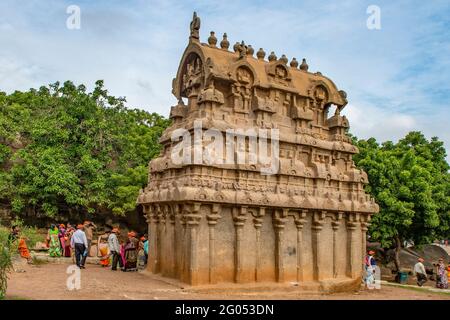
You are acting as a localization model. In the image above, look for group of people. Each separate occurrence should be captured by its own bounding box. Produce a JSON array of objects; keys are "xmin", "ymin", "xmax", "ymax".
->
[
  {"xmin": 106, "ymin": 228, "xmax": 148, "ymax": 272},
  {"xmin": 364, "ymin": 250, "xmax": 450, "ymax": 289},
  {"xmin": 46, "ymin": 221, "xmax": 96, "ymax": 258},
  {"xmin": 64, "ymin": 223, "xmax": 148, "ymax": 271},
  {"xmin": 414, "ymin": 257, "xmax": 449, "ymax": 289}
]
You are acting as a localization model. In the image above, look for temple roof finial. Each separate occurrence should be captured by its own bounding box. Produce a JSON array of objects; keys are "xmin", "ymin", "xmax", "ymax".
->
[
  {"xmin": 279, "ymin": 54, "xmax": 288, "ymax": 64},
  {"xmin": 290, "ymin": 57, "xmax": 299, "ymax": 68},
  {"xmin": 189, "ymin": 11, "xmax": 201, "ymax": 42},
  {"xmin": 208, "ymin": 31, "xmax": 217, "ymax": 47},
  {"xmin": 220, "ymin": 33, "xmax": 230, "ymax": 50},
  {"xmin": 268, "ymin": 51, "xmax": 277, "ymax": 62},
  {"xmin": 238, "ymin": 41, "xmax": 248, "ymax": 59},
  {"xmin": 256, "ymin": 48, "xmax": 266, "ymax": 60},
  {"xmin": 300, "ymin": 58, "xmax": 309, "ymax": 71}
]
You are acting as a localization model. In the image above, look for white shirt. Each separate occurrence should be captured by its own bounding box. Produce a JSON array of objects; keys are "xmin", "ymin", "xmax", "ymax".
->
[
  {"xmin": 414, "ymin": 262, "xmax": 426, "ymax": 275},
  {"xmin": 71, "ymin": 229, "xmax": 88, "ymax": 247},
  {"xmin": 108, "ymin": 233, "xmax": 120, "ymax": 253}
]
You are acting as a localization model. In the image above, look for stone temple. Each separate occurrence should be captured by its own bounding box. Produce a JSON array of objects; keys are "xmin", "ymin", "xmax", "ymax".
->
[{"xmin": 137, "ymin": 12, "xmax": 379, "ymax": 291}]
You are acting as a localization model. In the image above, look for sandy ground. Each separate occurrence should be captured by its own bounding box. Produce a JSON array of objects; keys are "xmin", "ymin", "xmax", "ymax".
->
[{"xmin": 6, "ymin": 263, "xmax": 450, "ymax": 300}]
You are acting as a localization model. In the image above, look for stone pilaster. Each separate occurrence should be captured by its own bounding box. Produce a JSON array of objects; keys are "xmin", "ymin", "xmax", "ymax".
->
[
  {"xmin": 144, "ymin": 205, "xmax": 156, "ymax": 273},
  {"xmin": 332, "ymin": 212, "xmax": 343, "ymax": 278},
  {"xmin": 169, "ymin": 204, "xmax": 178, "ymax": 277},
  {"xmin": 252, "ymin": 207, "xmax": 265, "ymax": 282},
  {"xmin": 360, "ymin": 214, "xmax": 371, "ymax": 276},
  {"xmin": 186, "ymin": 202, "xmax": 202, "ymax": 285},
  {"xmin": 233, "ymin": 206, "xmax": 247, "ymax": 283},
  {"xmin": 294, "ymin": 210, "xmax": 307, "ymax": 282},
  {"xmin": 179, "ymin": 205, "xmax": 188, "ymax": 281},
  {"xmin": 207, "ymin": 204, "xmax": 221, "ymax": 284},
  {"xmin": 158, "ymin": 205, "xmax": 167, "ymax": 273},
  {"xmin": 312, "ymin": 210, "xmax": 326, "ymax": 281},
  {"xmin": 147, "ymin": 206, "xmax": 158, "ymax": 273},
  {"xmin": 346, "ymin": 212, "xmax": 360, "ymax": 279},
  {"xmin": 273, "ymin": 209, "xmax": 288, "ymax": 282}
]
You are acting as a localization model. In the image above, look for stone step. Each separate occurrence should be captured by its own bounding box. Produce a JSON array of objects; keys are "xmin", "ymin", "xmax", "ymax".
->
[{"xmin": 31, "ymin": 252, "xmax": 101, "ymax": 265}]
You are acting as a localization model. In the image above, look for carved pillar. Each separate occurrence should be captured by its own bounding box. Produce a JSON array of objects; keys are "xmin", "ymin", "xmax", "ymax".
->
[
  {"xmin": 312, "ymin": 210, "xmax": 326, "ymax": 281},
  {"xmin": 207, "ymin": 204, "xmax": 221, "ymax": 284},
  {"xmin": 252, "ymin": 207, "xmax": 265, "ymax": 282},
  {"xmin": 233, "ymin": 206, "xmax": 247, "ymax": 283},
  {"xmin": 332, "ymin": 212, "xmax": 343, "ymax": 278},
  {"xmin": 294, "ymin": 210, "xmax": 307, "ymax": 282},
  {"xmin": 360, "ymin": 214, "xmax": 371, "ymax": 277},
  {"xmin": 147, "ymin": 206, "xmax": 158, "ymax": 273},
  {"xmin": 179, "ymin": 205, "xmax": 188, "ymax": 281},
  {"xmin": 273, "ymin": 209, "xmax": 288, "ymax": 282},
  {"xmin": 153, "ymin": 205, "xmax": 162, "ymax": 274},
  {"xmin": 170, "ymin": 204, "xmax": 178, "ymax": 277},
  {"xmin": 346, "ymin": 212, "xmax": 360, "ymax": 279},
  {"xmin": 186, "ymin": 203, "xmax": 202, "ymax": 285},
  {"xmin": 144, "ymin": 205, "xmax": 156, "ymax": 273},
  {"xmin": 158, "ymin": 205, "xmax": 167, "ymax": 273}
]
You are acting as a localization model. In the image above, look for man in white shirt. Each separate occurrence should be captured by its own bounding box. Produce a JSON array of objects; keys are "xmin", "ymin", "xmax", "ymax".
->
[
  {"xmin": 414, "ymin": 257, "xmax": 427, "ymax": 287},
  {"xmin": 71, "ymin": 224, "xmax": 88, "ymax": 269}
]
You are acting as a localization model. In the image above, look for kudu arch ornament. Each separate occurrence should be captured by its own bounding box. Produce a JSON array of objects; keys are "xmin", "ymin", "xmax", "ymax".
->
[{"xmin": 137, "ymin": 12, "xmax": 378, "ymax": 291}]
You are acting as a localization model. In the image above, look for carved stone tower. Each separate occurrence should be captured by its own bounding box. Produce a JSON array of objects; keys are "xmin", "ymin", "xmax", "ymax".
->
[{"xmin": 137, "ymin": 12, "xmax": 378, "ymax": 291}]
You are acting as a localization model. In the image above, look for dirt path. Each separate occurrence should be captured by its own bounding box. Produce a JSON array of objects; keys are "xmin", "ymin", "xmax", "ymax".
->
[{"xmin": 6, "ymin": 263, "xmax": 449, "ymax": 300}]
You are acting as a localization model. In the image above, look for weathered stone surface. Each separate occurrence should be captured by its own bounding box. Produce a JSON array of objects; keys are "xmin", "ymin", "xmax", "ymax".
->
[{"xmin": 137, "ymin": 13, "xmax": 378, "ymax": 289}]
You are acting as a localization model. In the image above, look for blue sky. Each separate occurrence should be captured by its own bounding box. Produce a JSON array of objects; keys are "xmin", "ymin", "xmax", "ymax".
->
[{"xmin": 0, "ymin": 0, "xmax": 449, "ymax": 160}]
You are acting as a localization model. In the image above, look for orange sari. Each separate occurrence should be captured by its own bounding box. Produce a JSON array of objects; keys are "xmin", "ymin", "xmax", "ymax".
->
[
  {"xmin": 18, "ymin": 238, "xmax": 31, "ymax": 259},
  {"xmin": 99, "ymin": 245, "xmax": 109, "ymax": 267}
]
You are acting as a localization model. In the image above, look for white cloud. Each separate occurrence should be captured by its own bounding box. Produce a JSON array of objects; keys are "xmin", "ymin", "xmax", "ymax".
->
[
  {"xmin": 343, "ymin": 103, "xmax": 417, "ymax": 142},
  {"xmin": 0, "ymin": 0, "xmax": 448, "ymax": 161}
]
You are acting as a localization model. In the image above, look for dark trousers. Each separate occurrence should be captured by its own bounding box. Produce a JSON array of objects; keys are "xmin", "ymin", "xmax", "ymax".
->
[
  {"xmin": 74, "ymin": 243, "xmax": 87, "ymax": 267},
  {"xmin": 417, "ymin": 273, "xmax": 427, "ymax": 286},
  {"xmin": 111, "ymin": 251, "xmax": 123, "ymax": 270}
]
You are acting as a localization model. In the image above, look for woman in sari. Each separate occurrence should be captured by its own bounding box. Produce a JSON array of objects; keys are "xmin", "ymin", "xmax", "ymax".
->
[
  {"xmin": 124, "ymin": 231, "xmax": 139, "ymax": 272},
  {"xmin": 64, "ymin": 223, "xmax": 75, "ymax": 257},
  {"xmin": 58, "ymin": 224, "xmax": 66, "ymax": 254},
  {"xmin": 48, "ymin": 225, "xmax": 61, "ymax": 257},
  {"xmin": 18, "ymin": 237, "xmax": 32, "ymax": 263},
  {"xmin": 120, "ymin": 238, "xmax": 126, "ymax": 268},
  {"xmin": 15, "ymin": 227, "xmax": 32, "ymax": 263},
  {"xmin": 436, "ymin": 258, "xmax": 449, "ymax": 289}
]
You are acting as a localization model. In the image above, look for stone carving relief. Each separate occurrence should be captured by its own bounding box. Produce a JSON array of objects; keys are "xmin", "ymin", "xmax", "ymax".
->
[
  {"xmin": 181, "ymin": 54, "xmax": 204, "ymax": 98},
  {"xmin": 232, "ymin": 66, "xmax": 254, "ymax": 114}
]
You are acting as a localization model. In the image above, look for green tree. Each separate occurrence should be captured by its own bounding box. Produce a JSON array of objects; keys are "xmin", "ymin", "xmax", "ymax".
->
[
  {"xmin": 354, "ymin": 132, "xmax": 450, "ymax": 270},
  {"xmin": 0, "ymin": 81, "xmax": 169, "ymax": 220}
]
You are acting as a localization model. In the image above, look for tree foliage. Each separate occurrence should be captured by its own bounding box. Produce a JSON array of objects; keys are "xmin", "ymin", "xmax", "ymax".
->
[
  {"xmin": 354, "ymin": 132, "xmax": 450, "ymax": 253},
  {"xmin": 0, "ymin": 81, "xmax": 169, "ymax": 218}
]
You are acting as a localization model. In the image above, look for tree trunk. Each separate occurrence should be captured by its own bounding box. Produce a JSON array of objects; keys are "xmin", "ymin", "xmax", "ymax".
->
[{"xmin": 393, "ymin": 235, "xmax": 402, "ymax": 272}]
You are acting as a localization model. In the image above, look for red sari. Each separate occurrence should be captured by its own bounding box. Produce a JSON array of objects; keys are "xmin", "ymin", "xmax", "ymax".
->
[{"xmin": 64, "ymin": 228, "xmax": 74, "ymax": 257}]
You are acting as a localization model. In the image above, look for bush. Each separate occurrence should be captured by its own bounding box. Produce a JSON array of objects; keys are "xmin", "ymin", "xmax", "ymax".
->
[
  {"xmin": 0, "ymin": 219, "xmax": 45, "ymax": 299},
  {"xmin": 0, "ymin": 226, "xmax": 14, "ymax": 300},
  {"xmin": 11, "ymin": 218, "xmax": 45, "ymax": 249}
]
